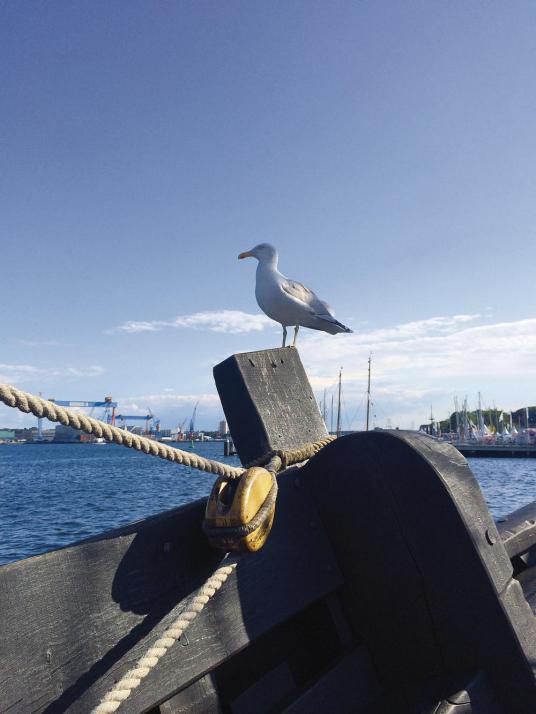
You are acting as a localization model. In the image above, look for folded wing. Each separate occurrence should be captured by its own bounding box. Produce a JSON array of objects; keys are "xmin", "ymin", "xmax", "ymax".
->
[{"xmin": 281, "ymin": 279, "xmax": 352, "ymax": 334}]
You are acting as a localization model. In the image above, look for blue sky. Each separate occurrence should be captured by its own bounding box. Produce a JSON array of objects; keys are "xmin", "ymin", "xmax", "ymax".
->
[{"xmin": 2, "ymin": 1, "xmax": 535, "ymax": 431}]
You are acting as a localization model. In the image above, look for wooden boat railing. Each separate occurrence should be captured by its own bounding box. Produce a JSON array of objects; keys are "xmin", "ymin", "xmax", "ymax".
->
[{"xmin": 1, "ymin": 348, "xmax": 535, "ymax": 713}]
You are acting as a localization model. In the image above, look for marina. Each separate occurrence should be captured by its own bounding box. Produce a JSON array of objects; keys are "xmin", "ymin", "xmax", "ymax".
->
[{"xmin": 453, "ymin": 443, "xmax": 536, "ymax": 458}]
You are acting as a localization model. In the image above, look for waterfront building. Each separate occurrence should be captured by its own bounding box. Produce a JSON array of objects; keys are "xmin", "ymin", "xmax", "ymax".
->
[
  {"xmin": 14, "ymin": 427, "xmax": 38, "ymax": 441},
  {"xmin": 54, "ymin": 425, "xmax": 82, "ymax": 442}
]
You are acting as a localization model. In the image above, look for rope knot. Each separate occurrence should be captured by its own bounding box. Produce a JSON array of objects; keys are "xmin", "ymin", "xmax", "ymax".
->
[{"xmin": 202, "ymin": 466, "xmax": 277, "ymax": 553}]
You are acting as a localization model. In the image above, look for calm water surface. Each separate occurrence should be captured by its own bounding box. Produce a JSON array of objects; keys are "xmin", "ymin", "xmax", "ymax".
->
[
  {"xmin": 0, "ymin": 443, "xmax": 535, "ymax": 565},
  {"xmin": 0, "ymin": 442, "xmax": 238, "ymax": 565}
]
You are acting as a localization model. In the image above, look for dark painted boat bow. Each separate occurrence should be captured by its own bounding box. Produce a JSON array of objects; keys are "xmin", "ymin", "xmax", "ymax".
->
[{"xmin": 1, "ymin": 348, "xmax": 535, "ymax": 713}]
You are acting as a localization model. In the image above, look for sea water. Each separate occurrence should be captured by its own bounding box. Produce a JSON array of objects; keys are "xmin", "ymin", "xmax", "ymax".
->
[{"xmin": 0, "ymin": 442, "xmax": 535, "ymax": 566}]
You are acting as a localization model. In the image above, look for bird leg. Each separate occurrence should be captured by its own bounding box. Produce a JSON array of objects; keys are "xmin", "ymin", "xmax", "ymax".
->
[
  {"xmin": 282, "ymin": 325, "xmax": 287, "ymax": 348},
  {"xmin": 292, "ymin": 325, "xmax": 300, "ymax": 346}
]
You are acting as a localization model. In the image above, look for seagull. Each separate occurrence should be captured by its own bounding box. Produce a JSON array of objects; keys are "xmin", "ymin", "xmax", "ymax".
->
[{"xmin": 238, "ymin": 243, "xmax": 352, "ymax": 347}]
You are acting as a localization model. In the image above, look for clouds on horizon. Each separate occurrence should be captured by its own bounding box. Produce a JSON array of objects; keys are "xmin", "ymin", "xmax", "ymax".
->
[
  {"xmin": 0, "ymin": 363, "xmax": 104, "ymax": 384},
  {"xmin": 109, "ymin": 312, "xmax": 536, "ymax": 429},
  {"xmin": 112, "ymin": 310, "xmax": 273, "ymax": 335},
  {"xmin": 300, "ymin": 314, "xmax": 536, "ymax": 382},
  {"xmin": 3, "ymin": 313, "xmax": 535, "ymax": 430},
  {"xmin": 299, "ymin": 313, "xmax": 536, "ymax": 428}
]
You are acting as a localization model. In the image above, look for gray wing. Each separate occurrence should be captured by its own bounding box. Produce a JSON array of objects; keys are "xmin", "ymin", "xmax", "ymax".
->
[{"xmin": 281, "ymin": 278, "xmax": 335, "ymax": 317}]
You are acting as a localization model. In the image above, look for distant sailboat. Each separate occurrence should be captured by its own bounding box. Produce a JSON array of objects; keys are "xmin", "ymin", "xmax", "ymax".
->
[
  {"xmin": 365, "ymin": 354, "xmax": 372, "ymax": 432},
  {"xmin": 336, "ymin": 368, "xmax": 342, "ymax": 438}
]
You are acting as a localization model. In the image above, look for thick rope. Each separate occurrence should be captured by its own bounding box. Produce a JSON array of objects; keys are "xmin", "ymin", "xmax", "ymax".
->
[
  {"xmin": 0, "ymin": 383, "xmax": 335, "ymax": 478},
  {"xmin": 246, "ymin": 436, "xmax": 336, "ymax": 472},
  {"xmin": 91, "ymin": 558, "xmax": 238, "ymax": 714},
  {"xmin": 0, "ymin": 384, "xmax": 243, "ymax": 479},
  {"xmin": 0, "ymin": 383, "xmax": 338, "ymax": 713}
]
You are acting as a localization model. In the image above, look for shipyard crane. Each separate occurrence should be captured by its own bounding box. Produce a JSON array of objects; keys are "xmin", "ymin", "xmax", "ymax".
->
[
  {"xmin": 49, "ymin": 397, "xmax": 117, "ymax": 423},
  {"xmin": 38, "ymin": 396, "xmax": 118, "ymax": 439},
  {"xmin": 188, "ymin": 400, "xmax": 200, "ymax": 438},
  {"xmin": 175, "ymin": 417, "xmax": 187, "ymax": 441},
  {"xmin": 147, "ymin": 408, "xmax": 160, "ymax": 435},
  {"xmin": 115, "ymin": 414, "xmax": 152, "ymax": 433}
]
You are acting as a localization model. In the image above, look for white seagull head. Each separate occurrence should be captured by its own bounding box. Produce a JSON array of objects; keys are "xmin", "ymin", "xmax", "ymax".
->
[{"xmin": 238, "ymin": 243, "xmax": 278, "ymax": 266}]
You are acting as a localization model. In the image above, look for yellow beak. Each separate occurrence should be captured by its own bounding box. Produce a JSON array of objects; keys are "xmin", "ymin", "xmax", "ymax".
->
[{"xmin": 238, "ymin": 251, "xmax": 254, "ymax": 260}]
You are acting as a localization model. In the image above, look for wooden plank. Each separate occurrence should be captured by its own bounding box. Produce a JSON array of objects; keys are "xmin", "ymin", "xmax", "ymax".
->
[
  {"xmin": 213, "ymin": 348, "xmax": 327, "ymax": 464},
  {"xmin": 230, "ymin": 662, "xmax": 295, "ymax": 714},
  {"xmin": 281, "ymin": 648, "xmax": 380, "ymax": 714},
  {"xmin": 518, "ymin": 566, "xmax": 536, "ymax": 615},
  {"xmin": 497, "ymin": 501, "xmax": 536, "ymax": 559},
  {"xmin": 0, "ymin": 473, "xmax": 342, "ymax": 713},
  {"xmin": 160, "ymin": 674, "xmax": 221, "ymax": 714},
  {"xmin": 203, "ymin": 594, "xmax": 351, "ymax": 712}
]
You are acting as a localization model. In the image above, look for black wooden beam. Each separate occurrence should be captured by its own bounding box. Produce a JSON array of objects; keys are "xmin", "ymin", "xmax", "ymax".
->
[
  {"xmin": 214, "ymin": 347, "xmax": 327, "ymax": 464},
  {"xmin": 302, "ymin": 431, "xmax": 536, "ymax": 712}
]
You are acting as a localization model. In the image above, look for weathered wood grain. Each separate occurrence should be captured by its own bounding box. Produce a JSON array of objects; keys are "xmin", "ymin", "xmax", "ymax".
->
[
  {"xmin": 281, "ymin": 648, "xmax": 380, "ymax": 714},
  {"xmin": 497, "ymin": 501, "xmax": 536, "ymax": 559},
  {"xmin": 302, "ymin": 431, "xmax": 536, "ymax": 712},
  {"xmin": 0, "ymin": 473, "xmax": 342, "ymax": 713},
  {"xmin": 159, "ymin": 673, "xmax": 221, "ymax": 713},
  {"xmin": 214, "ymin": 348, "xmax": 327, "ymax": 464},
  {"xmin": 230, "ymin": 662, "xmax": 295, "ymax": 714}
]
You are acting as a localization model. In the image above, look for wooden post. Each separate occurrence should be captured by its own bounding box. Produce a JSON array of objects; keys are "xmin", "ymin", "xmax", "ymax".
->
[{"xmin": 214, "ymin": 347, "xmax": 327, "ymax": 464}]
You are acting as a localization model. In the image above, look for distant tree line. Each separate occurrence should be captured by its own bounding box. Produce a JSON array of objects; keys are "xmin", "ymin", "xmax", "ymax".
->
[{"xmin": 438, "ymin": 406, "xmax": 536, "ymax": 433}]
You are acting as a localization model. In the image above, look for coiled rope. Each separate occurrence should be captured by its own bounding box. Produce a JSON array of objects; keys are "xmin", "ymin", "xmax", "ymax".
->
[{"xmin": 0, "ymin": 382, "xmax": 336, "ymax": 712}]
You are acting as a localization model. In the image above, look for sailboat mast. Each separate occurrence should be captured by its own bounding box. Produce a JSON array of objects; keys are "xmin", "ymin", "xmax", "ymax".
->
[
  {"xmin": 330, "ymin": 394, "xmax": 334, "ymax": 434},
  {"xmin": 336, "ymin": 367, "xmax": 342, "ymax": 437},
  {"xmin": 365, "ymin": 354, "xmax": 371, "ymax": 432}
]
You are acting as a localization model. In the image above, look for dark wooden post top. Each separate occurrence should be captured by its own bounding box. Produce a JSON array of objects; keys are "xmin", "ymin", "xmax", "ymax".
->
[{"xmin": 213, "ymin": 347, "xmax": 328, "ymax": 464}]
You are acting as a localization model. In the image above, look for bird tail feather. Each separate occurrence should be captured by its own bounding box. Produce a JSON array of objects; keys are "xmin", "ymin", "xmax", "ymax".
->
[{"xmin": 314, "ymin": 314, "xmax": 353, "ymax": 335}]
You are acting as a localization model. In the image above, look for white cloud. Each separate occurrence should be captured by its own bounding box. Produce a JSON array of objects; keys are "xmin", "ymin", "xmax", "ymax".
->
[
  {"xmin": 65, "ymin": 366, "xmax": 104, "ymax": 378},
  {"xmin": 299, "ymin": 314, "xmax": 536, "ymax": 378},
  {"xmin": 116, "ymin": 321, "xmax": 167, "ymax": 333},
  {"xmin": 113, "ymin": 310, "xmax": 273, "ymax": 335},
  {"xmin": 298, "ymin": 314, "xmax": 536, "ymax": 429},
  {"xmin": 0, "ymin": 364, "xmax": 39, "ymax": 386},
  {"xmin": 17, "ymin": 339, "xmax": 62, "ymax": 348},
  {"xmin": 0, "ymin": 363, "xmax": 39, "ymax": 375},
  {"xmin": 174, "ymin": 310, "xmax": 272, "ymax": 333},
  {"xmin": 120, "ymin": 392, "xmax": 221, "ymax": 411},
  {"xmin": 105, "ymin": 312, "xmax": 536, "ymax": 430},
  {"xmin": 0, "ymin": 363, "xmax": 104, "ymax": 384},
  {"xmin": 116, "ymin": 392, "xmax": 223, "ymax": 428}
]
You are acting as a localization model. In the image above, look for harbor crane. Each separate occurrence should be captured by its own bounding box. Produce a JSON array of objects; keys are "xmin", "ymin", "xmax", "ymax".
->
[
  {"xmin": 174, "ymin": 418, "xmax": 187, "ymax": 441},
  {"xmin": 188, "ymin": 400, "xmax": 200, "ymax": 437},
  {"xmin": 115, "ymin": 414, "xmax": 152, "ymax": 434},
  {"xmin": 147, "ymin": 408, "xmax": 160, "ymax": 434},
  {"xmin": 38, "ymin": 396, "xmax": 117, "ymax": 440}
]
